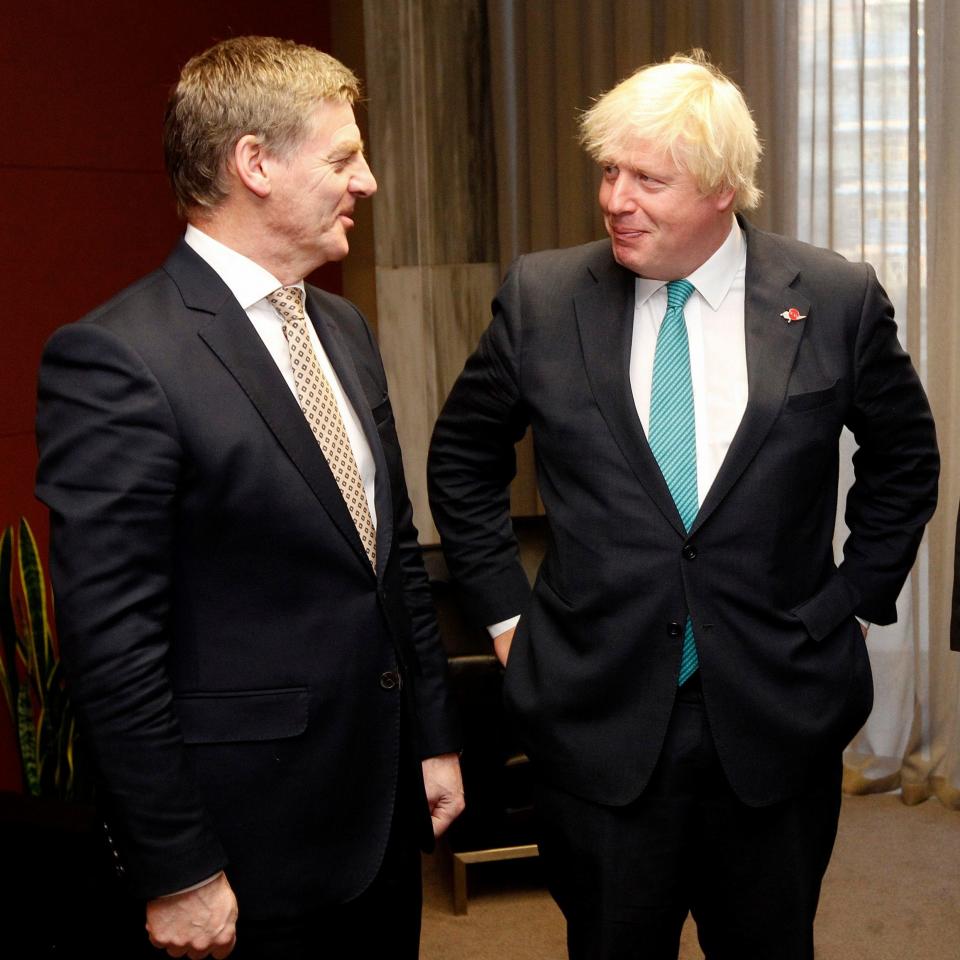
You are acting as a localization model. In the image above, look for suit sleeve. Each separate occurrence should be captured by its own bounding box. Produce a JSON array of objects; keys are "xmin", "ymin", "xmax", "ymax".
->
[
  {"xmin": 840, "ymin": 264, "xmax": 939, "ymax": 624},
  {"xmin": 427, "ymin": 259, "xmax": 533, "ymax": 627},
  {"xmin": 35, "ymin": 323, "xmax": 227, "ymax": 899}
]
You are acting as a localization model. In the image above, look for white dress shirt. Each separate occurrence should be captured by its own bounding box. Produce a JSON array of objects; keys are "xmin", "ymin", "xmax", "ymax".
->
[
  {"xmin": 184, "ymin": 224, "xmax": 377, "ymax": 528},
  {"xmin": 629, "ymin": 218, "xmax": 748, "ymax": 502},
  {"xmin": 488, "ymin": 219, "xmax": 748, "ymax": 639}
]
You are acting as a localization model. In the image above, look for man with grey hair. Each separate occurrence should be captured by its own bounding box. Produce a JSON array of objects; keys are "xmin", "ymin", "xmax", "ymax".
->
[
  {"xmin": 36, "ymin": 36, "xmax": 462, "ymax": 959},
  {"xmin": 428, "ymin": 51, "xmax": 937, "ymax": 958}
]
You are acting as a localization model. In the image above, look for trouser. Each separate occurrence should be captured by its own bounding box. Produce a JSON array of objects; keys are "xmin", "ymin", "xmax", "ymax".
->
[{"xmin": 535, "ymin": 674, "xmax": 843, "ymax": 960}]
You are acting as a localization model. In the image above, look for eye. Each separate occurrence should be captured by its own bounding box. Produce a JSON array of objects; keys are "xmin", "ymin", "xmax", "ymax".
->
[
  {"xmin": 325, "ymin": 151, "xmax": 358, "ymax": 173},
  {"xmin": 602, "ymin": 163, "xmax": 619, "ymax": 179}
]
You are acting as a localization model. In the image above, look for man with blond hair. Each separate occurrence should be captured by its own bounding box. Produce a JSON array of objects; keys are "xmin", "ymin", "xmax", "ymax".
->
[
  {"xmin": 428, "ymin": 51, "xmax": 937, "ymax": 958},
  {"xmin": 36, "ymin": 36, "xmax": 462, "ymax": 958}
]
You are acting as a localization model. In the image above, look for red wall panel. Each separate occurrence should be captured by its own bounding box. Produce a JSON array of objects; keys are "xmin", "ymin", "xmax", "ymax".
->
[{"xmin": 0, "ymin": 1, "xmax": 338, "ymax": 791}]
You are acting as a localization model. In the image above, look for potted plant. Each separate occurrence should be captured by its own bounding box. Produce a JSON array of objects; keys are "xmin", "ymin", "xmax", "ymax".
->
[
  {"xmin": 0, "ymin": 518, "xmax": 130, "ymax": 954},
  {"xmin": 0, "ymin": 517, "xmax": 88, "ymax": 803}
]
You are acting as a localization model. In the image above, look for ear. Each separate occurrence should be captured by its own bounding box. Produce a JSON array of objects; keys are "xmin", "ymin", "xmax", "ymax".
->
[
  {"xmin": 714, "ymin": 186, "xmax": 736, "ymax": 213},
  {"xmin": 233, "ymin": 134, "xmax": 272, "ymax": 199}
]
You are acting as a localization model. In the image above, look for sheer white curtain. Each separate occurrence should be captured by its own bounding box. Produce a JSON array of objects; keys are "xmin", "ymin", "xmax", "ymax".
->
[{"xmin": 795, "ymin": 0, "xmax": 959, "ymax": 807}]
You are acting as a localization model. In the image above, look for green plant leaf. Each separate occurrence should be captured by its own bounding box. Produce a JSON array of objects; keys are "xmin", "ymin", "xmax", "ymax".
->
[
  {"xmin": 16, "ymin": 684, "xmax": 39, "ymax": 795},
  {"xmin": 41, "ymin": 659, "xmax": 68, "ymax": 797},
  {"xmin": 18, "ymin": 519, "xmax": 52, "ymax": 710},
  {"xmin": 64, "ymin": 714, "xmax": 77, "ymax": 797},
  {"xmin": 2, "ymin": 515, "xmax": 90, "ymax": 803},
  {"xmin": 36, "ymin": 702, "xmax": 49, "ymax": 788}
]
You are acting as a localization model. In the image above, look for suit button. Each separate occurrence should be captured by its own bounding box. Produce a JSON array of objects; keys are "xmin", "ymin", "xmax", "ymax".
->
[
  {"xmin": 668, "ymin": 621, "xmax": 683, "ymax": 638},
  {"xmin": 379, "ymin": 670, "xmax": 401, "ymax": 690},
  {"xmin": 682, "ymin": 543, "xmax": 697, "ymax": 560}
]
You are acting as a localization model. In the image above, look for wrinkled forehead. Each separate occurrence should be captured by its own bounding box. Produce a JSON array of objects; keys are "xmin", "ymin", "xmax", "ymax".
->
[{"xmin": 303, "ymin": 97, "xmax": 357, "ymax": 131}]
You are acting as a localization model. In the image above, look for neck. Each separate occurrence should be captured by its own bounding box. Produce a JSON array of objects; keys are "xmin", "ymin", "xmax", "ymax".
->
[
  {"xmin": 680, "ymin": 214, "xmax": 736, "ymax": 279},
  {"xmin": 189, "ymin": 208, "xmax": 306, "ymax": 286}
]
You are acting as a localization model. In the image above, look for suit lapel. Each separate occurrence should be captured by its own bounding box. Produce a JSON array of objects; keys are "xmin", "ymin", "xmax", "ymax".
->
[
  {"xmin": 574, "ymin": 248, "xmax": 688, "ymax": 537},
  {"xmin": 164, "ymin": 242, "xmax": 376, "ymax": 577},
  {"xmin": 305, "ymin": 288, "xmax": 394, "ymax": 578},
  {"xmin": 690, "ymin": 220, "xmax": 808, "ymax": 534}
]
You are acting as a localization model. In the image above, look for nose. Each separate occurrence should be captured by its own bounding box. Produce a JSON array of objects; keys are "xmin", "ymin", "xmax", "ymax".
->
[
  {"xmin": 602, "ymin": 171, "xmax": 635, "ymax": 216},
  {"xmin": 351, "ymin": 153, "xmax": 377, "ymax": 198}
]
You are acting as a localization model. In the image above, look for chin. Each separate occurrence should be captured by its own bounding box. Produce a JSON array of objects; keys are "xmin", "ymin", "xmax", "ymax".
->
[
  {"xmin": 319, "ymin": 242, "xmax": 350, "ymax": 265},
  {"xmin": 612, "ymin": 249, "xmax": 647, "ymax": 276}
]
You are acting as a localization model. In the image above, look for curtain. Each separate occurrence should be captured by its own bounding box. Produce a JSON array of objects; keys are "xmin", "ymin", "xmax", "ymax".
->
[
  {"xmin": 917, "ymin": 0, "xmax": 959, "ymax": 807},
  {"xmin": 796, "ymin": 0, "xmax": 959, "ymax": 809}
]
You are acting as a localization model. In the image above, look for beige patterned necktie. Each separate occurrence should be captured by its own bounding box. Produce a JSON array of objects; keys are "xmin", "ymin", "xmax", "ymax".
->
[{"xmin": 267, "ymin": 286, "xmax": 377, "ymax": 570}]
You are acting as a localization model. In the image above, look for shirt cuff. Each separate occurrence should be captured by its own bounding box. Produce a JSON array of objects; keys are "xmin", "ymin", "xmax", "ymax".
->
[
  {"xmin": 157, "ymin": 871, "xmax": 223, "ymax": 899},
  {"xmin": 487, "ymin": 615, "xmax": 521, "ymax": 639}
]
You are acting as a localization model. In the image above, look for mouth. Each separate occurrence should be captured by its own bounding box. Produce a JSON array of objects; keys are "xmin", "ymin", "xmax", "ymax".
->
[
  {"xmin": 610, "ymin": 226, "xmax": 650, "ymax": 241},
  {"xmin": 338, "ymin": 213, "xmax": 355, "ymax": 229}
]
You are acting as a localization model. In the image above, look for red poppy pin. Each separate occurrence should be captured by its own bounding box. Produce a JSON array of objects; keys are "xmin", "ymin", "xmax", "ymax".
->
[{"xmin": 780, "ymin": 307, "xmax": 806, "ymax": 323}]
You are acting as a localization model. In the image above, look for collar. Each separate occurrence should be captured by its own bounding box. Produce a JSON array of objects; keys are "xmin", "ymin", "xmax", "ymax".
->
[
  {"xmin": 634, "ymin": 217, "xmax": 746, "ymax": 310},
  {"xmin": 184, "ymin": 224, "xmax": 304, "ymax": 309}
]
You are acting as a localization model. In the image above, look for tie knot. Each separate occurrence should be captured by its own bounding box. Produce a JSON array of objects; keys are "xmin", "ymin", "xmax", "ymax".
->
[
  {"xmin": 666, "ymin": 279, "xmax": 695, "ymax": 310},
  {"xmin": 267, "ymin": 286, "xmax": 306, "ymax": 324}
]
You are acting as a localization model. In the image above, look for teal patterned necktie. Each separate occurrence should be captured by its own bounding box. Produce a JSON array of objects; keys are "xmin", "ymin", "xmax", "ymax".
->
[{"xmin": 648, "ymin": 279, "xmax": 699, "ymax": 685}]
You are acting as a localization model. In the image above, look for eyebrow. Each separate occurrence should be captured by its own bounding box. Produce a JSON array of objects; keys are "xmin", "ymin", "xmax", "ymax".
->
[
  {"xmin": 328, "ymin": 138, "xmax": 365, "ymax": 160},
  {"xmin": 623, "ymin": 161, "xmax": 674, "ymax": 182}
]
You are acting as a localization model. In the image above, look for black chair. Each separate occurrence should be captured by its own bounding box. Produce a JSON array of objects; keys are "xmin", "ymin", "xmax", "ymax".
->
[{"xmin": 424, "ymin": 540, "xmax": 541, "ymax": 914}]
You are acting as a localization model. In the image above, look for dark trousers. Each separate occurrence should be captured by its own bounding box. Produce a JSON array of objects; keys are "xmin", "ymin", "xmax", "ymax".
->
[{"xmin": 535, "ymin": 675, "xmax": 843, "ymax": 960}]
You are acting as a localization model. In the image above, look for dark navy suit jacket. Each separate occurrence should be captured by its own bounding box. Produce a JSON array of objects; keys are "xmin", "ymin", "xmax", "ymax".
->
[{"xmin": 36, "ymin": 241, "xmax": 459, "ymax": 917}]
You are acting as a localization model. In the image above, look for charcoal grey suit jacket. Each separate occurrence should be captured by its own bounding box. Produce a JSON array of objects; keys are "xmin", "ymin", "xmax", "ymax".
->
[{"xmin": 428, "ymin": 216, "xmax": 938, "ymax": 807}]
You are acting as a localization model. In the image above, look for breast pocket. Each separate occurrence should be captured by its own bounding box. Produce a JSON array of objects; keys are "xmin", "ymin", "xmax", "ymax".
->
[{"xmin": 783, "ymin": 382, "xmax": 838, "ymax": 414}]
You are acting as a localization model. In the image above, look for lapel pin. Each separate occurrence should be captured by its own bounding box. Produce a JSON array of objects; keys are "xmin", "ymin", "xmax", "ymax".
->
[{"xmin": 780, "ymin": 307, "xmax": 806, "ymax": 323}]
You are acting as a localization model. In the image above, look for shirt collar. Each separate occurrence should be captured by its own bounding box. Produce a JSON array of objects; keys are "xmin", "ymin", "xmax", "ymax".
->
[
  {"xmin": 184, "ymin": 224, "xmax": 304, "ymax": 310},
  {"xmin": 633, "ymin": 217, "xmax": 746, "ymax": 311}
]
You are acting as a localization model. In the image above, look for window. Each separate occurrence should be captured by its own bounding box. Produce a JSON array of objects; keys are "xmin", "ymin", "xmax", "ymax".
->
[{"xmin": 797, "ymin": 0, "xmax": 925, "ymax": 337}]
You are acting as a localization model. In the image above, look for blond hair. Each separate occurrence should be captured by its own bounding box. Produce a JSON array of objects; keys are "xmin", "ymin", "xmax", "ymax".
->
[
  {"xmin": 163, "ymin": 36, "xmax": 360, "ymax": 217},
  {"xmin": 580, "ymin": 50, "xmax": 762, "ymax": 211}
]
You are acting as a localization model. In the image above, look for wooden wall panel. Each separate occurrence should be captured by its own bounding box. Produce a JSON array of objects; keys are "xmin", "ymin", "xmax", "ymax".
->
[{"xmin": 364, "ymin": 0, "xmax": 502, "ymax": 541}]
